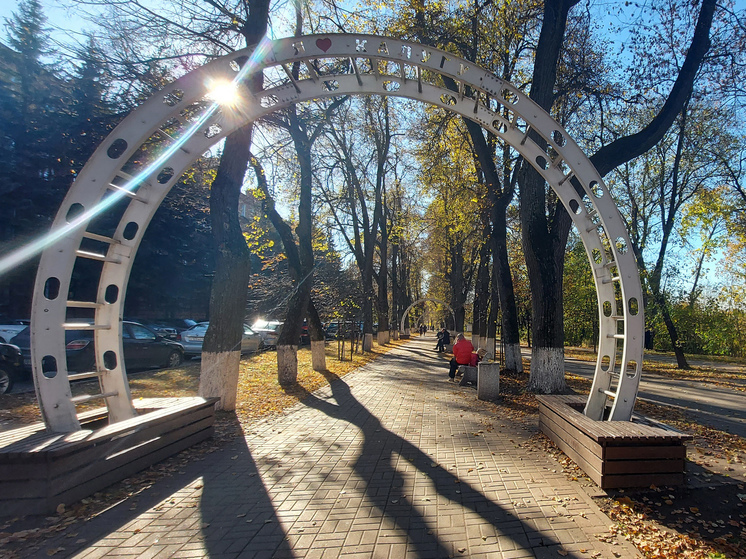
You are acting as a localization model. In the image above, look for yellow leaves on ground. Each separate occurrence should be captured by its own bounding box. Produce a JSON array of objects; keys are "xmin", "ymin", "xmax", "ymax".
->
[
  {"xmin": 233, "ymin": 340, "xmax": 407, "ymax": 423},
  {"xmin": 0, "ymin": 339, "xmax": 408, "ymax": 429}
]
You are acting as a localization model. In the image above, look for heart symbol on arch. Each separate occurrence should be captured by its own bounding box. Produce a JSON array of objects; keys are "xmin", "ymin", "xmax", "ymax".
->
[{"xmin": 316, "ymin": 38, "xmax": 332, "ymax": 52}]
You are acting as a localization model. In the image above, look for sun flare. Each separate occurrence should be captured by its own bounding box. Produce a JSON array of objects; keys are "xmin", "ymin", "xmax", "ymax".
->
[{"xmin": 206, "ymin": 79, "xmax": 240, "ymax": 106}]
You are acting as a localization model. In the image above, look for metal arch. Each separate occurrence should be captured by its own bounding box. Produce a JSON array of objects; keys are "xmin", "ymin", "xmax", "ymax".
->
[
  {"xmin": 399, "ymin": 298, "xmax": 457, "ymax": 333},
  {"xmin": 31, "ymin": 33, "xmax": 643, "ymax": 431}
]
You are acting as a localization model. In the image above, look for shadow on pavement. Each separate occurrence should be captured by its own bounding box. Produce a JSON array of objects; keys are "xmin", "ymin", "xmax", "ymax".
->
[
  {"xmin": 295, "ymin": 369, "xmax": 570, "ymax": 558},
  {"xmin": 8, "ymin": 417, "xmax": 290, "ymax": 559}
]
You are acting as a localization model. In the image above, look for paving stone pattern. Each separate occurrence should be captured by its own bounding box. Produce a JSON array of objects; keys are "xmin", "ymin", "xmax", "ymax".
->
[{"xmin": 53, "ymin": 336, "xmax": 638, "ymax": 558}]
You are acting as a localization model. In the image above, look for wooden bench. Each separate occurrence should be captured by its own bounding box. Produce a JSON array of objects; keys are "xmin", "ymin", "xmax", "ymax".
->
[
  {"xmin": 0, "ymin": 397, "xmax": 218, "ymax": 516},
  {"xmin": 537, "ymin": 395, "xmax": 691, "ymax": 489}
]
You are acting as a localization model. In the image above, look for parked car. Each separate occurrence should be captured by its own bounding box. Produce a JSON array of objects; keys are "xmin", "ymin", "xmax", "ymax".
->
[
  {"xmin": 11, "ymin": 321, "xmax": 185, "ymax": 373},
  {"xmin": 177, "ymin": 322, "xmax": 262, "ymax": 358},
  {"xmin": 153, "ymin": 319, "xmax": 197, "ymax": 334},
  {"xmin": 251, "ymin": 320, "xmax": 283, "ymax": 348},
  {"xmin": 0, "ymin": 342, "xmax": 24, "ymax": 394},
  {"xmin": 143, "ymin": 322, "xmax": 178, "ymax": 339},
  {"xmin": 324, "ymin": 321, "xmax": 364, "ymax": 340},
  {"xmin": 0, "ymin": 319, "xmax": 30, "ymax": 344}
]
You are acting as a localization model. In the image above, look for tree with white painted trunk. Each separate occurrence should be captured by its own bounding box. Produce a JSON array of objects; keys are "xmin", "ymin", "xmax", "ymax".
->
[{"xmin": 521, "ymin": 0, "xmax": 716, "ymax": 393}]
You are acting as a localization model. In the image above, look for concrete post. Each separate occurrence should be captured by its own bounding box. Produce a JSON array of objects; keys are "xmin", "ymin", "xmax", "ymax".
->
[{"xmin": 477, "ymin": 362, "xmax": 500, "ymax": 401}]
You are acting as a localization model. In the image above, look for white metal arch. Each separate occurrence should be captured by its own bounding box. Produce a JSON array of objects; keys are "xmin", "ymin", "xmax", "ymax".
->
[
  {"xmin": 31, "ymin": 33, "xmax": 643, "ymax": 431},
  {"xmin": 400, "ymin": 298, "xmax": 457, "ymax": 333}
]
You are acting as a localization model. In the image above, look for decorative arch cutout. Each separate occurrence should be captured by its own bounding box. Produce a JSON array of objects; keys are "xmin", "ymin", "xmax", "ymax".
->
[
  {"xmin": 400, "ymin": 298, "xmax": 458, "ymax": 333},
  {"xmin": 30, "ymin": 34, "xmax": 643, "ymax": 432}
]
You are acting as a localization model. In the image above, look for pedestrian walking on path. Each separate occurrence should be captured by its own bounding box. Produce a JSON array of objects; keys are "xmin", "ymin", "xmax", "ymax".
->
[{"xmin": 26, "ymin": 336, "xmax": 638, "ymax": 559}]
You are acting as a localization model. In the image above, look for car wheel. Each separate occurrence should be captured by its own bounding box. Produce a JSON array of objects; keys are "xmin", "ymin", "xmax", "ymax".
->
[
  {"xmin": 165, "ymin": 350, "xmax": 183, "ymax": 368},
  {"xmin": 0, "ymin": 366, "xmax": 13, "ymax": 395}
]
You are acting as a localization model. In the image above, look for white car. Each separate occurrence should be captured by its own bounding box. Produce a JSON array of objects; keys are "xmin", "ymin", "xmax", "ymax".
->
[
  {"xmin": 177, "ymin": 322, "xmax": 262, "ymax": 358},
  {"xmin": 251, "ymin": 320, "xmax": 283, "ymax": 348}
]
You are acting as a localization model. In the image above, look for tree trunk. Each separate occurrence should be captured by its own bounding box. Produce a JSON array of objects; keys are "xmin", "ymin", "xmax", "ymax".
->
[
  {"xmin": 200, "ymin": 124, "xmax": 254, "ymax": 410},
  {"xmin": 492, "ymin": 210, "xmax": 523, "ymax": 373},
  {"xmin": 277, "ymin": 105, "xmax": 317, "ymax": 382},
  {"xmin": 376, "ymin": 206, "xmax": 390, "ymax": 345},
  {"xmin": 391, "ymin": 240, "xmax": 401, "ymax": 333},
  {"xmin": 362, "ymin": 270, "xmax": 374, "ymax": 352},
  {"xmin": 518, "ymin": 0, "xmax": 578, "ymax": 394},
  {"xmin": 199, "ymin": 0, "xmax": 270, "ymax": 409},
  {"xmin": 473, "ymin": 218, "xmax": 491, "ymax": 349},
  {"xmin": 654, "ymin": 289, "xmax": 690, "ymax": 369},
  {"xmin": 486, "ymin": 267, "xmax": 499, "ymax": 360},
  {"xmin": 448, "ymin": 240, "xmax": 467, "ymax": 332},
  {"xmin": 308, "ymin": 298, "xmax": 326, "ymax": 371}
]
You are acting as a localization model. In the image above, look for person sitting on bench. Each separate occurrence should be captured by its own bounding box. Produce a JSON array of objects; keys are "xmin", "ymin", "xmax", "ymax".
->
[{"xmin": 448, "ymin": 333, "xmax": 474, "ymax": 381}]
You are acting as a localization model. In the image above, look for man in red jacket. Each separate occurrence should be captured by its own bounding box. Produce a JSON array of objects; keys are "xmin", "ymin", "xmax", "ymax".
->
[{"xmin": 449, "ymin": 333, "xmax": 474, "ymax": 381}]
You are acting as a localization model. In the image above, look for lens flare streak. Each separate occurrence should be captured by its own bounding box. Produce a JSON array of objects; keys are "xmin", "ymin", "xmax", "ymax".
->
[{"xmin": 0, "ymin": 37, "xmax": 273, "ymax": 279}]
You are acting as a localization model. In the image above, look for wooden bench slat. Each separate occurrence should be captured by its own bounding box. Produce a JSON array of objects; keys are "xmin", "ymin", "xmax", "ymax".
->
[
  {"xmin": 0, "ymin": 397, "xmax": 219, "ymax": 515},
  {"xmin": 537, "ymin": 395, "xmax": 689, "ymax": 489}
]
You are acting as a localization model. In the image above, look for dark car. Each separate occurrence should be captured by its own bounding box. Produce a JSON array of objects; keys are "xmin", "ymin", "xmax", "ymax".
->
[
  {"xmin": 154, "ymin": 319, "xmax": 197, "ymax": 333},
  {"xmin": 12, "ymin": 322, "xmax": 184, "ymax": 374},
  {"xmin": 0, "ymin": 342, "xmax": 24, "ymax": 394}
]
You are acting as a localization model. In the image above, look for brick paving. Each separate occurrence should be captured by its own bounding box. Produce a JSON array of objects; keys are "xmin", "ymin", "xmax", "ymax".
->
[{"xmin": 28, "ymin": 336, "xmax": 639, "ymax": 558}]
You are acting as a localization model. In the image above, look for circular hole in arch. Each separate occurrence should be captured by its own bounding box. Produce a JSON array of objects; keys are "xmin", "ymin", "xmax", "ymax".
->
[
  {"xmin": 105, "ymin": 284, "xmax": 119, "ymax": 304},
  {"xmin": 107, "ymin": 138, "xmax": 128, "ymax": 159},
  {"xmin": 205, "ymin": 123, "xmax": 222, "ymax": 139},
  {"xmin": 382, "ymin": 80, "xmax": 400, "ymax": 92},
  {"xmin": 552, "ymin": 130, "xmax": 566, "ymax": 147},
  {"xmin": 615, "ymin": 237, "xmax": 628, "ymax": 254},
  {"xmin": 592, "ymin": 248, "xmax": 602, "ymax": 264},
  {"xmin": 626, "ymin": 360, "xmax": 639, "ymax": 379},
  {"xmin": 501, "ymin": 88, "xmax": 519, "ymax": 104},
  {"xmin": 123, "ymin": 221, "xmax": 139, "ymax": 240},
  {"xmin": 157, "ymin": 167, "xmax": 174, "ymax": 184},
  {"xmin": 103, "ymin": 350, "xmax": 118, "ymax": 370},
  {"xmin": 568, "ymin": 199, "xmax": 580, "ymax": 214},
  {"xmin": 590, "ymin": 180, "xmax": 604, "ymax": 198},
  {"xmin": 601, "ymin": 355, "xmax": 611, "ymax": 371},
  {"xmin": 44, "ymin": 277, "xmax": 60, "ymax": 300},
  {"xmin": 66, "ymin": 203, "xmax": 85, "ymax": 223},
  {"xmin": 41, "ymin": 355, "xmax": 57, "ymax": 378},
  {"xmin": 603, "ymin": 301, "xmax": 612, "ymax": 317},
  {"xmin": 163, "ymin": 89, "xmax": 184, "ymax": 107},
  {"xmin": 440, "ymin": 93, "xmax": 457, "ymax": 106},
  {"xmin": 535, "ymin": 155, "xmax": 549, "ymax": 170},
  {"xmin": 492, "ymin": 120, "xmax": 508, "ymax": 134},
  {"xmin": 628, "ymin": 297, "xmax": 639, "ymax": 316}
]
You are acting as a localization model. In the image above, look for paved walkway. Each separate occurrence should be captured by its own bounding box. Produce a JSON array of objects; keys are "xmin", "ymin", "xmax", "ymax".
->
[{"xmin": 31, "ymin": 336, "xmax": 638, "ymax": 559}]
